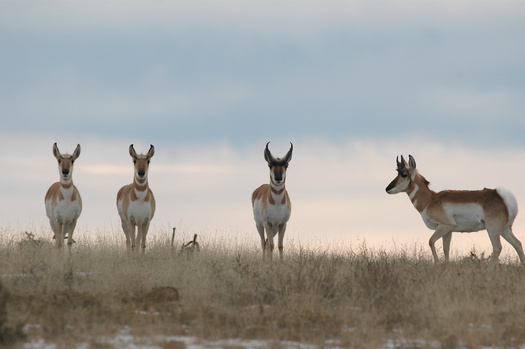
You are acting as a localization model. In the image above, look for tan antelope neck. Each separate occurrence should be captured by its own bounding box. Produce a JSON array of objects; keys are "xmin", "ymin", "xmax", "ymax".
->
[
  {"xmin": 130, "ymin": 171, "xmax": 151, "ymax": 198},
  {"xmin": 404, "ymin": 172, "xmax": 434, "ymax": 213},
  {"xmin": 252, "ymin": 182, "xmax": 290, "ymax": 208}
]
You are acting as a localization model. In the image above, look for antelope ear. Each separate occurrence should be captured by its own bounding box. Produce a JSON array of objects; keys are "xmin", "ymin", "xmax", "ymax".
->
[
  {"xmin": 72, "ymin": 144, "xmax": 81, "ymax": 160},
  {"xmin": 264, "ymin": 142, "xmax": 275, "ymax": 164},
  {"xmin": 129, "ymin": 144, "xmax": 137, "ymax": 159},
  {"xmin": 283, "ymin": 142, "xmax": 293, "ymax": 163},
  {"xmin": 147, "ymin": 144, "xmax": 155, "ymax": 159},
  {"xmin": 408, "ymin": 155, "xmax": 416, "ymax": 169},
  {"xmin": 52, "ymin": 143, "xmax": 61, "ymax": 159}
]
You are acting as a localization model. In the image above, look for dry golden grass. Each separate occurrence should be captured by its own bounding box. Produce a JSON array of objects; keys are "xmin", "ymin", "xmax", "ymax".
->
[{"xmin": 1, "ymin": 231, "xmax": 525, "ymax": 348}]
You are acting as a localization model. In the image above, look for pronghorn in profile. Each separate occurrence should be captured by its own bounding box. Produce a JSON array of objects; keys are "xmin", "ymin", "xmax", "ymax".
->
[
  {"xmin": 252, "ymin": 142, "xmax": 293, "ymax": 261},
  {"xmin": 45, "ymin": 143, "xmax": 82, "ymax": 248},
  {"xmin": 386, "ymin": 155, "xmax": 525, "ymax": 265},
  {"xmin": 117, "ymin": 144, "xmax": 156, "ymax": 251}
]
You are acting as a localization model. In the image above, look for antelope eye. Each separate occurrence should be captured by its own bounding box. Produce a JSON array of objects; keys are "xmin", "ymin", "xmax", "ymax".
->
[
  {"xmin": 58, "ymin": 159, "xmax": 61, "ymax": 164},
  {"xmin": 400, "ymin": 172, "xmax": 408, "ymax": 178},
  {"xmin": 133, "ymin": 160, "xmax": 136, "ymax": 164},
  {"xmin": 71, "ymin": 160, "xmax": 75, "ymax": 164},
  {"xmin": 147, "ymin": 160, "xmax": 150, "ymax": 165}
]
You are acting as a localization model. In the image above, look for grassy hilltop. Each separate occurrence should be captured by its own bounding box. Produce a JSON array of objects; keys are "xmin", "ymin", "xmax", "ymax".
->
[{"xmin": 1, "ymin": 232, "xmax": 525, "ymax": 348}]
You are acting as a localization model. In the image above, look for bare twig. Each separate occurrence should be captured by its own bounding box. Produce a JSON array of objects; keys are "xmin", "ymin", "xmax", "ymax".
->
[
  {"xmin": 181, "ymin": 234, "xmax": 200, "ymax": 253},
  {"xmin": 171, "ymin": 227, "xmax": 176, "ymax": 249}
]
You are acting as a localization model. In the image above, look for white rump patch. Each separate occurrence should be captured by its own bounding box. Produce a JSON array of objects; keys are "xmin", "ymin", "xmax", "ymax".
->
[{"xmin": 496, "ymin": 186, "xmax": 518, "ymax": 223}]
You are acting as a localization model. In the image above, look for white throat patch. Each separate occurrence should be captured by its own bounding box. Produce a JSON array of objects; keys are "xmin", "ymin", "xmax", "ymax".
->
[{"xmin": 408, "ymin": 184, "xmax": 419, "ymax": 201}]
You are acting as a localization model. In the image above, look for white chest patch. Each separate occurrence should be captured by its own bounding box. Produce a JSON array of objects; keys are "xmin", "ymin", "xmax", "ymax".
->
[
  {"xmin": 134, "ymin": 188, "xmax": 148, "ymax": 200},
  {"xmin": 46, "ymin": 187, "xmax": 82, "ymax": 225},
  {"xmin": 264, "ymin": 200, "xmax": 291, "ymax": 226},
  {"xmin": 127, "ymin": 199, "xmax": 153, "ymax": 226},
  {"xmin": 420, "ymin": 209, "xmax": 438, "ymax": 230}
]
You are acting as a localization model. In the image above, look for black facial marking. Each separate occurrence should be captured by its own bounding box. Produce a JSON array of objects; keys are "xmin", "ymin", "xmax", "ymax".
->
[{"xmin": 273, "ymin": 166, "xmax": 284, "ymax": 181}]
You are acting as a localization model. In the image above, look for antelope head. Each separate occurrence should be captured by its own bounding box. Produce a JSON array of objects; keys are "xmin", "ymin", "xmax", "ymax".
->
[
  {"xmin": 129, "ymin": 144, "xmax": 155, "ymax": 181},
  {"xmin": 264, "ymin": 142, "xmax": 293, "ymax": 186},
  {"xmin": 53, "ymin": 143, "xmax": 81, "ymax": 182},
  {"xmin": 386, "ymin": 155, "xmax": 416, "ymax": 194}
]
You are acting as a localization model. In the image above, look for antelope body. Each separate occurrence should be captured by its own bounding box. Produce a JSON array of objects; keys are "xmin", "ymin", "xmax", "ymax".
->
[
  {"xmin": 386, "ymin": 155, "xmax": 525, "ymax": 265},
  {"xmin": 252, "ymin": 142, "xmax": 293, "ymax": 261},
  {"xmin": 45, "ymin": 143, "xmax": 82, "ymax": 247},
  {"xmin": 117, "ymin": 144, "xmax": 156, "ymax": 251}
]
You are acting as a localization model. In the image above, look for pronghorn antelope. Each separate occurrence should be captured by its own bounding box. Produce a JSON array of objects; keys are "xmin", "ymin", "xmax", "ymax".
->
[
  {"xmin": 45, "ymin": 143, "xmax": 82, "ymax": 248},
  {"xmin": 252, "ymin": 142, "xmax": 293, "ymax": 261},
  {"xmin": 386, "ymin": 155, "xmax": 525, "ymax": 265},
  {"xmin": 117, "ymin": 144, "xmax": 156, "ymax": 251}
]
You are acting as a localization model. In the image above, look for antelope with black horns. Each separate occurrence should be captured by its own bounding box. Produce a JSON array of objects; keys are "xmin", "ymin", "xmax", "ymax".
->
[
  {"xmin": 252, "ymin": 142, "xmax": 293, "ymax": 261},
  {"xmin": 386, "ymin": 155, "xmax": 525, "ymax": 265}
]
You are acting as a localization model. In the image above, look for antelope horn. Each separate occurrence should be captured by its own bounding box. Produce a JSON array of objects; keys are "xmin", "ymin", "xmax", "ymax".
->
[
  {"xmin": 264, "ymin": 142, "xmax": 276, "ymax": 163},
  {"xmin": 283, "ymin": 142, "xmax": 293, "ymax": 163}
]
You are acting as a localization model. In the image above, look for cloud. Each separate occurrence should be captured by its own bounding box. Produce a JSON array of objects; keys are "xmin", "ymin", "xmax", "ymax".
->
[
  {"xmin": 426, "ymin": 88, "xmax": 524, "ymax": 121},
  {"xmin": 3, "ymin": 1, "xmax": 524, "ymax": 35},
  {"xmin": 2, "ymin": 0, "xmax": 524, "ymax": 147}
]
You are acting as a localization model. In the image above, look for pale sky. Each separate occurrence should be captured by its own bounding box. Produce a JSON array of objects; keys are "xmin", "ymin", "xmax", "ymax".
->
[{"xmin": 1, "ymin": 1, "xmax": 525, "ymax": 259}]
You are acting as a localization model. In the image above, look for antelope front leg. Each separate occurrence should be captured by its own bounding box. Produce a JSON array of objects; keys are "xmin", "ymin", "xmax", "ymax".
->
[
  {"xmin": 429, "ymin": 226, "xmax": 453, "ymax": 263},
  {"xmin": 55, "ymin": 222, "xmax": 64, "ymax": 248},
  {"xmin": 128, "ymin": 222, "xmax": 137, "ymax": 250},
  {"xmin": 139, "ymin": 222, "xmax": 150, "ymax": 252},
  {"xmin": 278, "ymin": 223, "xmax": 287, "ymax": 262},
  {"xmin": 265, "ymin": 223, "xmax": 275, "ymax": 261},
  {"xmin": 255, "ymin": 222, "xmax": 266, "ymax": 260},
  {"xmin": 67, "ymin": 221, "xmax": 77, "ymax": 247},
  {"xmin": 121, "ymin": 219, "xmax": 131, "ymax": 249}
]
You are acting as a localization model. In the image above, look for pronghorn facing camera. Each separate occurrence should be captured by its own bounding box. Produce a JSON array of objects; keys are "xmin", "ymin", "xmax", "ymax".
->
[
  {"xmin": 386, "ymin": 155, "xmax": 525, "ymax": 265},
  {"xmin": 252, "ymin": 142, "xmax": 293, "ymax": 261},
  {"xmin": 117, "ymin": 144, "xmax": 156, "ymax": 251},
  {"xmin": 45, "ymin": 143, "xmax": 82, "ymax": 248}
]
